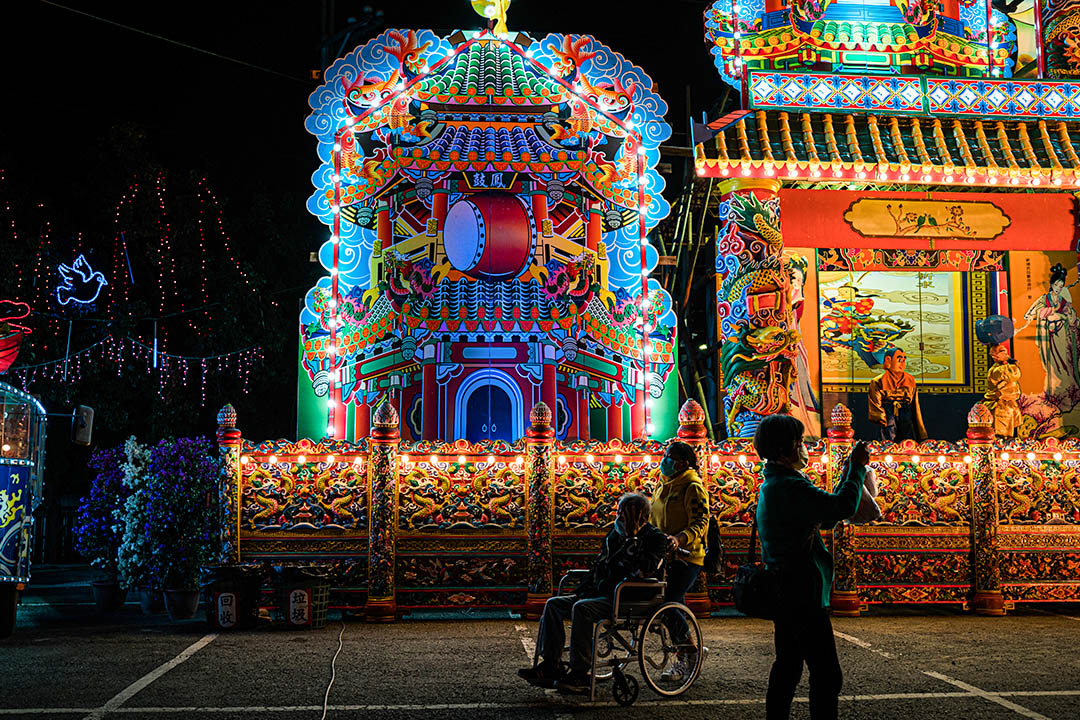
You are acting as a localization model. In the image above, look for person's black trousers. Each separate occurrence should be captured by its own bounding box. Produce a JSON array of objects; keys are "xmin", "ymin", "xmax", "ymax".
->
[
  {"xmin": 766, "ymin": 606, "xmax": 843, "ymax": 720},
  {"xmin": 662, "ymin": 560, "xmax": 701, "ymax": 644}
]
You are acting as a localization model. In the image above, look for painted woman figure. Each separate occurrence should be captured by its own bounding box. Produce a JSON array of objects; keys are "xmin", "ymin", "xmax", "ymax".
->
[
  {"xmin": 1018, "ymin": 263, "xmax": 1080, "ymax": 406},
  {"xmin": 787, "ymin": 254, "xmax": 821, "ymax": 438}
]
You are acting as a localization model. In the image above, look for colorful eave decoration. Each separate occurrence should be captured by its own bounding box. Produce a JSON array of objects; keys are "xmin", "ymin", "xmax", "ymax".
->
[
  {"xmin": 704, "ymin": 1, "xmax": 1013, "ymax": 89},
  {"xmin": 695, "ymin": 101, "xmax": 1080, "ymax": 189}
]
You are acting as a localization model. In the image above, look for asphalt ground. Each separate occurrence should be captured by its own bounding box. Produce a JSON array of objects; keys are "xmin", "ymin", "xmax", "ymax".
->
[{"xmin": 2, "ymin": 566, "xmax": 1078, "ymax": 719}]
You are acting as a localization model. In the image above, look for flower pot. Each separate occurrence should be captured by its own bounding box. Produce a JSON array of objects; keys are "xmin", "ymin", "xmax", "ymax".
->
[
  {"xmin": 139, "ymin": 587, "xmax": 165, "ymax": 614},
  {"xmin": 163, "ymin": 589, "xmax": 200, "ymax": 621},
  {"xmin": 91, "ymin": 581, "xmax": 128, "ymax": 613}
]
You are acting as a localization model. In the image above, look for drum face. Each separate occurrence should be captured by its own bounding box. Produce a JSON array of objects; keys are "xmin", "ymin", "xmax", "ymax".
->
[{"xmin": 444, "ymin": 191, "xmax": 532, "ymax": 280}]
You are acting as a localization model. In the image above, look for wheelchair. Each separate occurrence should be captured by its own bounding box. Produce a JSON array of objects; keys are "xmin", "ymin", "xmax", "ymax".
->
[{"xmin": 535, "ymin": 565, "xmax": 705, "ymax": 706}]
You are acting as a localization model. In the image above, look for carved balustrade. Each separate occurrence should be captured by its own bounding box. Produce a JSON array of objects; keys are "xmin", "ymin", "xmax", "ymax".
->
[{"xmin": 216, "ymin": 400, "xmax": 1080, "ymax": 619}]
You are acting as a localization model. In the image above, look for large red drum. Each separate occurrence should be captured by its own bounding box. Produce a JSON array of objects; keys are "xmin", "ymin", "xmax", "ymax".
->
[{"xmin": 444, "ymin": 191, "xmax": 533, "ymax": 280}]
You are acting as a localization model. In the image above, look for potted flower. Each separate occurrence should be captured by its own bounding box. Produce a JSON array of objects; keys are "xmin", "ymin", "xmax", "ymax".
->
[
  {"xmin": 116, "ymin": 437, "xmax": 159, "ymax": 612},
  {"xmin": 73, "ymin": 444, "xmax": 131, "ymax": 612},
  {"xmin": 143, "ymin": 436, "xmax": 219, "ymax": 620}
]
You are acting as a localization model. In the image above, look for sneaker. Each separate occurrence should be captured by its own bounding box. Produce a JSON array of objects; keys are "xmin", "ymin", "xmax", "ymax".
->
[
  {"xmin": 556, "ymin": 672, "xmax": 592, "ymax": 695},
  {"xmin": 518, "ymin": 662, "xmax": 560, "ymax": 689},
  {"xmin": 659, "ymin": 657, "xmax": 687, "ymax": 682},
  {"xmin": 660, "ymin": 645, "xmax": 707, "ymax": 682}
]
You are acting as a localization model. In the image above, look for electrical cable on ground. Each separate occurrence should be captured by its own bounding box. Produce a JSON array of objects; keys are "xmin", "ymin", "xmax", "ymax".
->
[{"xmin": 320, "ymin": 620, "xmax": 346, "ymax": 720}]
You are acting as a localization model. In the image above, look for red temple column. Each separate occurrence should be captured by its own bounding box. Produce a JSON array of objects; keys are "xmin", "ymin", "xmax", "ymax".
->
[
  {"xmin": 354, "ymin": 394, "xmax": 371, "ymax": 441},
  {"xmin": 542, "ymin": 362, "xmax": 557, "ymax": 432},
  {"xmin": 432, "ymin": 185, "xmax": 449, "ymax": 232},
  {"xmin": 940, "ymin": 0, "xmax": 959, "ymax": 20},
  {"xmin": 531, "ymin": 187, "xmax": 548, "ymax": 238},
  {"xmin": 422, "ymin": 361, "xmax": 439, "ymax": 440},
  {"xmin": 365, "ymin": 402, "xmax": 400, "ymax": 622},
  {"xmin": 968, "ymin": 403, "xmax": 1005, "ymax": 615},
  {"xmin": 524, "ymin": 402, "xmax": 555, "ymax": 619},
  {"xmin": 677, "ymin": 399, "xmax": 712, "ymax": 617},
  {"xmin": 587, "ymin": 200, "xmax": 602, "ymax": 253},
  {"xmin": 632, "ymin": 387, "xmax": 646, "ymax": 439},
  {"xmin": 331, "ymin": 381, "xmax": 347, "ymax": 439},
  {"xmin": 376, "ymin": 196, "xmax": 392, "ymax": 254},
  {"xmin": 827, "ymin": 404, "xmax": 862, "ymax": 617},
  {"xmin": 215, "ymin": 404, "xmax": 242, "ymax": 565},
  {"xmin": 607, "ymin": 387, "xmax": 623, "ymax": 441},
  {"xmin": 575, "ymin": 376, "xmax": 591, "ymax": 441}
]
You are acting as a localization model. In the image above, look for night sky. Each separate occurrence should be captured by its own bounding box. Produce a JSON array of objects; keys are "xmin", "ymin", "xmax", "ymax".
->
[
  {"xmin": 3, "ymin": 0, "xmax": 724, "ymax": 203},
  {"xmin": 1, "ymin": 0, "xmax": 725, "ymax": 452}
]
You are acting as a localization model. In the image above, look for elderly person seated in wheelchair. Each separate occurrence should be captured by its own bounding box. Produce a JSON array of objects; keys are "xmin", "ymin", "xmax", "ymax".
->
[{"xmin": 518, "ymin": 492, "xmax": 668, "ymax": 694}]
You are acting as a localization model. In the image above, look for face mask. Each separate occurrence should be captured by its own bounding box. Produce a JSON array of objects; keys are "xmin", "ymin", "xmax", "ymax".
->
[
  {"xmin": 659, "ymin": 457, "xmax": 680, "ymax": 477},
  {"xmin": 614, "ymin": 517, "xmax": 627, "ymax": 536},
  {"xmin": 793, "ymin": 444, "xmax": 809, "ymax": 470}
]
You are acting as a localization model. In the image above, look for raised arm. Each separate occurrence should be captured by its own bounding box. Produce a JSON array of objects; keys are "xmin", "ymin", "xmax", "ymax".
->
[{"xmin": 789, "ymin": 452, "xmax": 867, "ymax": 530}]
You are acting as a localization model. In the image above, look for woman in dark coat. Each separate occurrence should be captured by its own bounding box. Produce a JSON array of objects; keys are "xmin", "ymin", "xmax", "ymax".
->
[{"xmin": 753, "ymin": 414, "xmax": 868, "ymax": 720}]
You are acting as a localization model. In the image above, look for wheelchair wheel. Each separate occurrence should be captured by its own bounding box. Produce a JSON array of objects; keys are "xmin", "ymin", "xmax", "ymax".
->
[
  {"xmin": 612, "ymin": 668, "xmax": 639, "ymax": 706},
  {"xmin": 637, "ymin": 601, "xmax": 703, "ymax": 697}
]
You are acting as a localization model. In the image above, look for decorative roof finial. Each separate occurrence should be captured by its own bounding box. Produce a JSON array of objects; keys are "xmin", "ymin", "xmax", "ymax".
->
[
  {"xmin": 471, "ymin": 0, "xmax": 511, "ymax": 35},
  {"xmin": 830, "ymin": 403, "xmax": 852, "ymax": 429}
]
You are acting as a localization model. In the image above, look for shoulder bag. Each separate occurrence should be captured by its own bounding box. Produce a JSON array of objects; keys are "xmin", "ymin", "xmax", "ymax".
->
[
  {"xmin": 733, "ymin": 519, "xmax": 779, "ymax": 619},
  {"xmin": 702, "ymin": 516, "xmax": 725, "ymax": 574}
]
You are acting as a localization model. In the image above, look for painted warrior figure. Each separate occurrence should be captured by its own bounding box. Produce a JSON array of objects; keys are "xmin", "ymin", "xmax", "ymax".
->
[
  {"xmin": 983, "ymin": 343, "xmax": 1022, "ymax": 438},
  {"xmin": 868, "ymin": 348, "xmax": 927, "ymax": 442}
]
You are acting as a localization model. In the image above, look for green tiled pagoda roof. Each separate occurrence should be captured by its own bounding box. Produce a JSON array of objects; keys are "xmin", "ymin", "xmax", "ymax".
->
[
  {"xmin": 416, "ymin": 41, "xmax": 566, "ymax": 104},
  {"xmin": 810, "ymin": 21, "xmax": 918, "ymax": 46}
]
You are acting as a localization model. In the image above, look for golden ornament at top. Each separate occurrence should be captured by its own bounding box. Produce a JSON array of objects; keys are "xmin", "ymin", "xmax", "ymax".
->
[{"xmin": 471, "ymin": 0, "xmax": 510, "ymax": 35}]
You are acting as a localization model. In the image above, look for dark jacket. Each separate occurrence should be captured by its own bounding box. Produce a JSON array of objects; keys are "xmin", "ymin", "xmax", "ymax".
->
[
  {"xmin": 756, "ymin": 461, "xmax": 864, "ymax": 609},
  {"xmin": 577, "ymin": 523, "xmax": 668, "ymax": 601}
]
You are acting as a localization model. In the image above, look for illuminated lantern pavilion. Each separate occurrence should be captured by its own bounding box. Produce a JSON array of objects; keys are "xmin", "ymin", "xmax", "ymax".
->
[{"xmin": 298, "ymin": 25, "xmax": 676, "ymax": 444}]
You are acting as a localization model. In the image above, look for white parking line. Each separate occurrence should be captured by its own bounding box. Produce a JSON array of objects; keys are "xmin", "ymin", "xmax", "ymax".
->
[
  {"xmin": 833, "ymin": 630, "xmax": 896, "ymax": 659},
  {"xmin": 1033, "ymin": 607, "xmax": 1080, "ymax": 623},
  {"xmin": 81, "ymin": 633, "xmax": 218, "ymax": 720},
  {"xmin": 514, "ymin": 623, "xmax": 536, "ymax": 661},
  {"xmin": 923, "ymin": 671, "xmax": 1052, "ymax": 720},
  {"xmin": 835, "ymin": 629, "xmax": 1060, "ymax": 719},
  {"xmin": 1, "ymin": 691, "xmax": 1078, "ymax": 714}
]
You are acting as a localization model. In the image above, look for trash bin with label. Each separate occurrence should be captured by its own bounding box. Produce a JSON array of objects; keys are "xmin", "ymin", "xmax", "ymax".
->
[
  {"xmin": 201, "ymin": 564, "xmax": 264, "ymax": 630},
  {"xmin": 274, "ymin": 565, "xmax": 330, "ymax": 629}
]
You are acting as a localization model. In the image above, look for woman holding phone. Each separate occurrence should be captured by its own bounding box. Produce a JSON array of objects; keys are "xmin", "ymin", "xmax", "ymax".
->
[{"xmin": 753, "ymin": 414, "xmax": 869, "ymax": 720}]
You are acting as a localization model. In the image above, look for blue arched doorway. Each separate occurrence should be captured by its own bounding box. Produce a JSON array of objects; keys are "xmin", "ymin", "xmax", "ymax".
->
[
  {"xmin": 465, "ymin": 384, "xmax": 512, "ymax": 442},
  {"xmin": 454, "ymin": 369, "xmax": 525, "ymax": 442}
]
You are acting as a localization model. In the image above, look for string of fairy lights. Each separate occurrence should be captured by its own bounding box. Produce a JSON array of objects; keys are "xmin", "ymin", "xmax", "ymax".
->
[
  {"xmin": 10, "ymin": 335, "xmax": 263, "ymax": 405},
  {"xmin": 3, "ymin": 169, "xmax": 265, "ymax": 404}
]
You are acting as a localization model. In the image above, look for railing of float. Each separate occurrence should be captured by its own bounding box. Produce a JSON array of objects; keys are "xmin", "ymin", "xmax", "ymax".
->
[{"xmin": 214, "ymin": 399, "xmax": 1080, "ymax": 620}]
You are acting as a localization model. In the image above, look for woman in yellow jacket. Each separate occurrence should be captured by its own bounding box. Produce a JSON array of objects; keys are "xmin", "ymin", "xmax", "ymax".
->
[{"xmin": 650, "ymin": 440, "xmax": 710, "ymax": 677}]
